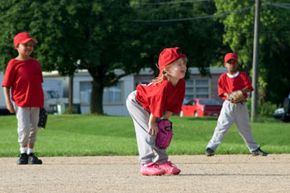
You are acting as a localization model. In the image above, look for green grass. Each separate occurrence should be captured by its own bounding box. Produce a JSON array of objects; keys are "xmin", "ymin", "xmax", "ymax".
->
[{"xmin": 0, "ymin": 115, "xmax": 289, "ymax": 157}]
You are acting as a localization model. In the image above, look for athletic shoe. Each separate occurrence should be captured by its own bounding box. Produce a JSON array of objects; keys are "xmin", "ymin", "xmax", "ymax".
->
[
  {"xmin": 251, "ymin": 147, "xmax": 268, "ymax": 156},
  {"xmin": 17, "ymin": 153, "xmax": 28, "ymax": 165},
  {"xmin": 28, "ymin": 153, "xmax": 43, "ymax": 164},
  {"xmin": 158, "ymin": 161, "xmax": 181, "ymax": 175},
  {"xmin": 205, "ymin": 148, "xmax": 215, "ymax": 156},
  {"xmin": 140, "ymin": 162, "xmax": 165, "ymax": 176}
]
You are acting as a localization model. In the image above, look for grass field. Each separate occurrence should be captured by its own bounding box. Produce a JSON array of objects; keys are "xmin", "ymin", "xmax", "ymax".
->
[{"xmin": 0, "ymin": 114, "xmax": 289, "ymax": 157}]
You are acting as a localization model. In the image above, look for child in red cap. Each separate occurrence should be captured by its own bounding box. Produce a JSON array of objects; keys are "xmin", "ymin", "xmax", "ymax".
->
[
  {"xmin": 205, "ymin": 52, "xmax": 268, "ymax": 156},
  {"xmin": 126, "ymin": 47, "xmax": 187, "ymax": 176},
  {"xmin": 2, "ymin": 32, "xmax": 44, "ymax": 164}
]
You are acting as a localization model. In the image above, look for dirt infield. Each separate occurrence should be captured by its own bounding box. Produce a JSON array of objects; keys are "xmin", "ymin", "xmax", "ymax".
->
[{"xmin": 1, "ymin": 154, "xmax": 290, "ymax": 193}]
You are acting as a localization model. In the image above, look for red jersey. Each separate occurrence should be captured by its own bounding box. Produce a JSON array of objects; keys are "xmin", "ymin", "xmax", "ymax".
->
[
  {"xmin": 218, "ymin": 71, "xmax": 253, "ymax": 100},
  {"xmin": 136, "ymin": 79, "xmax": 185, "ymax": 118},
  {"xmin": 2, "ymin": 58, "xmax": 44, "ymax": 107}
]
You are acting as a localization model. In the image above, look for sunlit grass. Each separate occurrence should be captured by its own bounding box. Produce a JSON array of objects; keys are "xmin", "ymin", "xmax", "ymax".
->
[{"xmin": 0, "ymin": 115, "xmax": 289, "ymax": 157}]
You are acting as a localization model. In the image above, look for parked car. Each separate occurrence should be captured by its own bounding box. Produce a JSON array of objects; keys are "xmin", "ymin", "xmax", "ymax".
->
[
  {"xmin": 273, "ymin": 94, "xmax": 290, "ymax": 122},
  {"xmin": 180, "ymin": 98, "xmax": 222, "ymax": 117}
]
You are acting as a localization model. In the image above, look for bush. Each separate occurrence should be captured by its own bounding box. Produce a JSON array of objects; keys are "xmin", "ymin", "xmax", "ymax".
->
[
  {"xmin": 258, "ymin": 101, "xmax": 277, "ymax": 117},
  {"xmin": 246, "ymin": 100, "xmax": 277, "ymax": 117}
]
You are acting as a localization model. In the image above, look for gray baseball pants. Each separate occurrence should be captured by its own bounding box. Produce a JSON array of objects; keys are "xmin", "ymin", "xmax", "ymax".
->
[
  {"xmin": 206, "ymin": 100, "xmax": 259, "ymax": 152},
  {"xmin": 16, "ymin": 107, "xmax": 40, "ymax": 146},
  {"xmin": 126, "ymin": 91, "xmax": 168, "ymax": 165}
]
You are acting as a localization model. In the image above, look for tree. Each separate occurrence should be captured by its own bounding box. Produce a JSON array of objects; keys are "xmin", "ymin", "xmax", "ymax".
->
[
  {"xmin": 259, "ymin": 2, "xmax": 290, "ymax": 104},
  {"xmin": 130, "ymin": 0, "xmax": 224, "ymax": 75},
  {"xmin": 0, "ymin": 0, "xmax": 224, "ymax": 114},
  {"xmin": 215, "ymin": 0, "xmax": 290, "ymax": 105},
  {"xmin": 0, "ymin": 0, "xmax": 136, "ymax": 114}
]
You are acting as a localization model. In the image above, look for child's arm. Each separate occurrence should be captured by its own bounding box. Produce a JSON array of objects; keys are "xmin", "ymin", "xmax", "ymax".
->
[
  {"xmin": 241, "ymin": 88, "xmax": 252, "ymax": 94},
  {"xmin": 3, "ymin": 87, "xmax": 15, "ymax": 113},
  {"xmin": 223, "ymin": 93, "xmax": 230, "ymax": 99},
  {"xmin": 163, "ymin": 111, "xmax": 172, "ymax": 119},
  {"xmin": 149, "ymin": 114, "xmax": 158, "ymax": 136}
]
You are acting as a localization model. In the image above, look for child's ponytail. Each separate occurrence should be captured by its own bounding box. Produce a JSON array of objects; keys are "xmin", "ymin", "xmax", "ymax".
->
[{"xmin": 152, "ymin": 70, "xmax": 167, "ymax": 84}]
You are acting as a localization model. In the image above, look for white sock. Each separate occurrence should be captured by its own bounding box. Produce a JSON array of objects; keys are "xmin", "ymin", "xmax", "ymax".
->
[
  {"xmin": 20, "ymin": 147, "xmax": 27, "ymax": 154},
  {"xmin": 27, "ymin": 148, "xmax": 34, "ymax": 155}
]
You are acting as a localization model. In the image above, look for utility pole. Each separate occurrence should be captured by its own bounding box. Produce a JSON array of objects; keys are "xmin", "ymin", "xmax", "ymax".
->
[
  {"xmin": 251, "ymin": 0, "xmax": 261, "ymax": 121},
  {"xmin": 68, "ymin": 75, "xmax": 74, "ymax": 113}
]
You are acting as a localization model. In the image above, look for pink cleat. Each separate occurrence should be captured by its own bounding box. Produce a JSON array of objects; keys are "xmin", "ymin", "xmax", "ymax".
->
[
  {"xmin": 158, "ymin": 161, "xmax": 181, "ymax": 175},
  {"xmin": 140, "ymin": 162, "xmax": 165, "ymax": 176}
]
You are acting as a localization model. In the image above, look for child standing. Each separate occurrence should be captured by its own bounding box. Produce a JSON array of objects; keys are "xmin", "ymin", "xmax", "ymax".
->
[
  {"xmin": 2, "ymin": 32, "xmax": 44, "ymax": 164},
  {"xmin": 126, "ymin": 47, "xmax": 187, "ymax": 176},
  {"xmin": 205, "ymin": 52, "xmax": 268, "ymax": 156}
]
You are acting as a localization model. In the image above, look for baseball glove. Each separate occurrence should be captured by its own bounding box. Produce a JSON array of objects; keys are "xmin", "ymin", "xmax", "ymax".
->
[
  {"xmin": 228, "ymin": 90, "xmax": 246, "ymax": 103},
  {"xmin": 155, "ymin": 119, "xmax": 173, "ymax": 149},
  {"xmin": 38, "ymin": 108, "xmax": 48, "ymax": 129}
]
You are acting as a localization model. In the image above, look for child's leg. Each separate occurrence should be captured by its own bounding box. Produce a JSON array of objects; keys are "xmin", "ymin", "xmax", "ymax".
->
[
  {"xmin": 126, "ymin": 91, "xmax": 157, "ymax": 165},
  {"xmin": 16, "ymin": 107, "xmax": 31, "ymax": 152},
  {"xmin": 152, "ymin": 147, "xmax": 168, "ymax": 164},
  {"xmin": 234, "ymin": 104, "xmax": 259, "ymax": 152},
  {"xmin": 206, "ymin": 101, "xmax": 234, "ymax": 151},
  {"xmin": 27, "ymin": 107, "xmax": 40, "ymax": 153}
]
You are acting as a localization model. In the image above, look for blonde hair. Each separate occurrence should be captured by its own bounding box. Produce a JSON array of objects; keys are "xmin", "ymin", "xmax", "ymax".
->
[
  {"xmin": 151, "ymin": 57, "xmax": 187, "ymax": 84},
  {"xmin": 151, "ymin": 68, "xmax": 169, "ymax": 84}
]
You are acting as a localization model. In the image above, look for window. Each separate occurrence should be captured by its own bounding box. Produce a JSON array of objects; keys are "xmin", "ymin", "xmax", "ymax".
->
[
  {"xmin": 185, "ymin": 80, "xmax": 194, "ymax": 100},
  {"xmin": 103, "ymin": 82, "xmax": 123, "ymax": 105},
  {"xmin": 46, "ymin": 90, "xmax": 60, "ymax": 99},
  {"xmin": 79, "ymin": 81, "xmax": 92, "ymax": 105},
  {"xmin": 78, "ymin": 81, "xmax": 124, "ymax": 105},
  {"xmin": 185, "ymin": 79, "xmax": 210, "ymax": 99}
]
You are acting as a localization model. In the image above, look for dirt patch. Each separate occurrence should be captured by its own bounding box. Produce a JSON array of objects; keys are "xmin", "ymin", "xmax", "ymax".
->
[{"xmin": 1, "ymin": 155, "xmax": 290, "ymax": 193}]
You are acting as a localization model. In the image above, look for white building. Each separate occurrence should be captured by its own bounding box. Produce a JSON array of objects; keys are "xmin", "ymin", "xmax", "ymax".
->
[
  {"xmin": 0, "ymin": 67, "xmax": 226, "ymax": 115},
  {"xmin": 41, "ymin": 67, "xmax": 226, "ymax": 116}
]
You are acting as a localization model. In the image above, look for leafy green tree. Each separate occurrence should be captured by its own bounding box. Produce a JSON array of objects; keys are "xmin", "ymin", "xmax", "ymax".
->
[
  {"xmin": 0, "ymin": 0, "xmax": 224, "ymax": 114},
  {"xmin": 130, "ymin": 0, "xmax": 224, "ymax": 76},
  {"xmin": 215, "ymin": 0, "xmax": 290, "ymax": 105},
  {"xmin": 259, "ymin": 1, "xmax": 290, "ymax": 104},
  {"xmin": 0, "ymin": 0, "xmax": 136, "ymax": 114}
]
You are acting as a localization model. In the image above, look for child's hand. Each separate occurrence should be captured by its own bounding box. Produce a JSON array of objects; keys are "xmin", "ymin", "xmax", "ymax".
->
[
  {"xmin": 6, "ymin": 101, "xmax": 15, "ymax": 113},
  {"xmin": 149, "ymin": 121, "xmax": 158, "ymax": 136},
  {"xmin": 228, "ymin": 90, "xmax": 246, "ymax": 103},
  {"xmin": 3, "ymin": 87, "xmax": 15, "ymax": 113}
]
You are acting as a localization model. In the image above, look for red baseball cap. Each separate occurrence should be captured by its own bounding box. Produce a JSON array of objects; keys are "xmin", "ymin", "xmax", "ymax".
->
[
  {"xmin": 157, "ymin": 47, "xmax": 186, "ymax": 75},
  {"xmin": 13, "ymin": 32, "xmax": 37, "ymax": 48},
  {"xmin": 224, "ymin": 52, "xmax": 238, "ymax": 64}
]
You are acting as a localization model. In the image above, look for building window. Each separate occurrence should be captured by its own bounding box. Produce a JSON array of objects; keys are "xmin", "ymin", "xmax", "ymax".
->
[
  {"xmin": 185, "ymin": 79, "xmax": 194, "ymax": 100},
  {"xmin": 103, "ymin": 82, "xmax": 123, "ymax": 105},
  {"xmin": 79, "ymin": 81, "xmax": 92, "ymax": 105},
  {"xmin": 78, "ymin": 81, "xmax": 123, "ymax": 105},
  {"xmin": 185, "ymin": 79, "xmax": 210, "ymax": 99}
]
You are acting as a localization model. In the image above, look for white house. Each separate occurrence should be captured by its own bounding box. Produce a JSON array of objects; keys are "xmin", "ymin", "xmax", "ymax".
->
[
  {"xmin": 0, "ymin": 67, "xmax": 226, "ymax": 115},
  {"xmin": 41, "ymin": 67, "xmax": 226, "ymax": 116}
]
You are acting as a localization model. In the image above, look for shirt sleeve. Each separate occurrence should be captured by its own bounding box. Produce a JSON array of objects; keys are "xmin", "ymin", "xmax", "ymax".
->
[
  {"xmin": 217, "ymin": 75, "xmax": 227, "ymax": 99},
  {"xmin": 2, "ymin": 60, "xmax": 15, "ymax": 87}
]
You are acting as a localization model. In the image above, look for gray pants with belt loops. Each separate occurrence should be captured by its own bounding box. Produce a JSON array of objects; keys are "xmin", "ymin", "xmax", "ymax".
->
[
  {"xmin": 206, "ymin": 100, "xmax": 259, "ymax": 152},
  {"xmin": 126, "ymin": 91, "xmax": 168, "ymax": 165}
]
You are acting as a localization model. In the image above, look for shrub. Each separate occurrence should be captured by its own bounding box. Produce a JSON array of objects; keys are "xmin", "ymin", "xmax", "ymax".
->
[{"xmin": 258, "ymin": 101, "xmax": 277, "ymax": 117}]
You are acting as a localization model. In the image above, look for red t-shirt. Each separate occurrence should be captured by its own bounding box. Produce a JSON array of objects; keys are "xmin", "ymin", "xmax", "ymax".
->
[
  {"xmin": 218, "ymin": 71, "xmax": 253, "ymax": 100},
  {"xmin": 2, "ymin": 58, "xmax": 44, "ymax": 107},
  {"xmin": 135, "ymin": 79, "xmax": 185, "ymax": 118}
]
